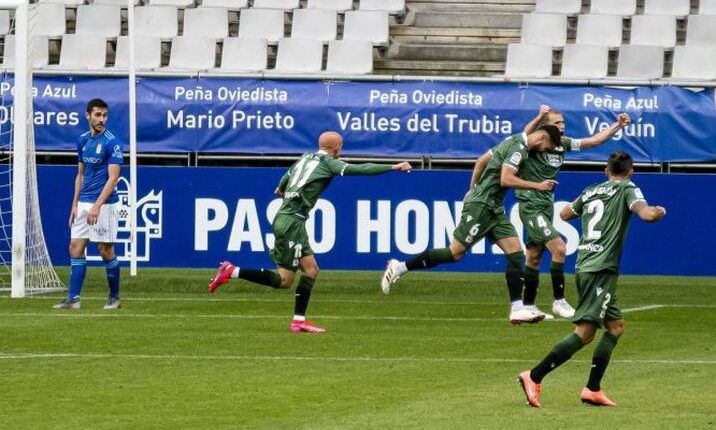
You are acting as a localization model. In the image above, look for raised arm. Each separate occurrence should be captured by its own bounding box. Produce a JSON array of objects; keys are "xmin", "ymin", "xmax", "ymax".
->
[
  {"xmin": 579, "ymin": 113, "xmax": 630, "ymax": 149},
  {"xmin": 341, "ymin": 161, "xmax": 412, "ymax": 176},
  {"xmin": 469, "ymin": 151, "xmax": 493, "ymax": 187},
  {"xmin": 631, "ymin": 201, "xmax": 667, "ymax": 223},
  {"xmin": 523, "ymin": 105, "xmax": 551, "ymax": 134},
  {"xmin": 500, "ymin": 165, "xmax": 556, "ymax": 191}
]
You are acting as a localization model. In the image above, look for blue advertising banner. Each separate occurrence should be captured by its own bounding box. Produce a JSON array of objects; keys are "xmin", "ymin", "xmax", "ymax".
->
[
  {"xmin": 0, "ymin": 76, "xmax": 715, "ymax": 162},
  {"xmin": 38, "ymin": 165, "xmax": 715, "ymax": 276}
]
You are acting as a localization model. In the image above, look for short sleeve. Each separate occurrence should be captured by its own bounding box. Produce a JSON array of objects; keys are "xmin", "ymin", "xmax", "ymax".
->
[
  {"xmin": 503, "ymin": 147, "xmax": 526, "ymax": 171},
  {"xmin": 562, "ymin": 136, "xmax": 581, "ymax": 152},
  {"xmin": 109, "ymin": 140, "xmax": 124, "ymax": 165},
  {"xmin": 77, "ymin": 135, "xmax": 84, "ymax": 163},
  {"xmin": 626, "ymin": 185, "xmax": 647, "ymax": 211},
  {"xmin": 570, "ymin": 194, "xmax": 585, "ymax": 215}
]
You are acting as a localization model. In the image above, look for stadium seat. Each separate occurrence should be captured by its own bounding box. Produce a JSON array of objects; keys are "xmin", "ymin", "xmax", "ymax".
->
[
  {"xmin": 326, "ymin": 39, "xmax": 373, "ymax": 74},
  {"xmin": 630, "ymin": 15, "xmax": 677, "ymax": 47},
  {"xmin": 200, "ymin": 0, "xmax": 248, "ymax": 10},
  {"xmin": 359, "ymin": 0, "xmax": 406, "ymax": 15},
  {"xmin": 1, "ymin": 35, "xmax": 50, "ymax": 69},
  {"xmin": 90, "ymin": 0, "xmax": 141, "ymax": 5},
  {"xmin": 252, "ymin": 0, "xmax": 299, "ymax": 11},
  {"xmin": 576, "ymin": 14, "xmax": 623, "ymax": 48},
  {"xmin": 145, "ymin": 0, "xmax": 195, "ymax": 7},
  {"xmin": 113, "ymin": 36, "xmax": 162, "ymax": 69},
  {"xmin": 183, "ymin": 7, "xmax": 229, "ymax": 39},
  {"xmin": 135, "ymin": 6, "xmax": 178, "ymax": 38},
  {"xmin": 685, "ymin": 15, "xmax": 716, "ymax": 46},
  {"xmin": 215, "ymin": 37, "xmax": 266, "ymax": 72},
  {"xmin": 560, "ymin": 44, "xmax": 608, "ymax": 79},
  {"xmin": 273, "ymin": 38, "xmax": 323, "ymax": 73},
  {"xmin": 29, "ymin": 3, "xmax": 66, "ymax": 37},
  {"xmin": 75, "ymin": 5, "xmax": 122, "ymax": 38},
  {"xmin": 671, "ymin": 46, "xmax": 716, "ymax": 80},
  {"xmin": 520, "ymin": 13, "xmax": 567, "ymax": 47},
  {"xmin": 291, "ymin": 9, "xmax": 337, "ymax": 43},
  {"xmin": 238, "ymin": 9, "xmax": 285, "ymax": 43},
  {"xmin": 700, "ymin": 0, "xmax": 716, "ymax": 14},
  {"xmin": 166, "ymin": 36, "xmax": 216, "ymax": 70},
  {"xmin": 307, "ymin": 0, "xmax": 353, "ymax": 13},
  {"xmin": 0, "ymin": 10, "xmax": 9, "ymax": 35},
  {"xmin": 38, "ymin": 0, "xmax": 85, "ymax": 6},
  {"xmin": 343, "ymin": 11, "xmax": 389, "ymax": 46},
  {"xmin": 504, "ymin": 43, "xmax": 553, "ymax": 78},
  {"xmin": 616, "ymin": 45, "xmax": 664, "ymax": 79},
  {"xmin": 56, "ymin": 34, "xmax": 107, "ymax": 70},
  {"xmin": 589, "ymin": 0, "xmax": 636, "ymax": 16},
  {"xmin": 535, "ymin": 0, "xmax": 581, "ymax": 15},
  {"xmin": 644, "ymin": 0, "xmax": 691, "ymax": 18}
]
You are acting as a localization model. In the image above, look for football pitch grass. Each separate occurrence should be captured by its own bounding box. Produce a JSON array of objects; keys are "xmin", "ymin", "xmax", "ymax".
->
[{"xmin": 1, "ymin": 268, "xmax": 714, "ymax": 429}]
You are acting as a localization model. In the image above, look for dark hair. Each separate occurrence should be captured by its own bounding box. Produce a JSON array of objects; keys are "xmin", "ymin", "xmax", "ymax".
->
[
  {"xmin": 86, "ymin": 98, "xmax": 108, "ymax": 113},
  {"xmin": 537, "ymin": 124, "xmax": 562, "ymax": 148},
  {"xmin": 607, "ymin": 151, "xmax": 633, "ymax": 175}
]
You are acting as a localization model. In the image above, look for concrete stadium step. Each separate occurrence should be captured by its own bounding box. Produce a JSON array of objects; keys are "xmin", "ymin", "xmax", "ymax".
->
[
  {"xmin": 375, "ymin": 59, "xmax": 504, "ymax": 77},
  {"xmin": 413, "ymin": 11, "xmax": 523, "ymax": 28},
  {"xmin": 386, "ymin": 43, "xmax": 507, "ymax": 62}
]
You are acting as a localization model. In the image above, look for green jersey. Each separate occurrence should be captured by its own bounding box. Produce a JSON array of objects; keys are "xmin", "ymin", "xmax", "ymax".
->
[
  {"xmin": 276, "ymin": 150, "xmax": 392, "ymax": 219},
  {"xmin": 570, "ymin": 179, "xmax": 647, "ymax": 273},
  {"xmin": 464, "ymin": 133, "xmax": 529, "ymax": 211},
  {"xmin": 515, "ymin": 136, "xmax": 581, "ymax": 209}
]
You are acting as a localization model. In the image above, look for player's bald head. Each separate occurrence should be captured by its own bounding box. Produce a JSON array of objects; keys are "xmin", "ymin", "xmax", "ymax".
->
[{"xmin": 318, "ymin": 131, "xmax": 343, "ymax": 157}]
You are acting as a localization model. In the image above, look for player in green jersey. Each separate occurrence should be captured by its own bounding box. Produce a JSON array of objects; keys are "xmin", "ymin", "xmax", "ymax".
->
[
  {"xmin": 381, "ymin": 125, "xmax": 562, "ymax": 324},
  {"xmin": 208, "ymin": 131, "xmax": 412, "ymax": 334},
  {"xmin": 518, "ymin": 151, "xmax": 666, "ymax": 408},
  {"xmin": 519, "ymin": 105, "xmax": 631, "ymax": 320}
]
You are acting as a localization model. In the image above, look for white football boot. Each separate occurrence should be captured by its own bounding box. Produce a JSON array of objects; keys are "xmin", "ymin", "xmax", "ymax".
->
[
  {"xmin": 525, "ymin": 305, "xmax": 554, "ymax": 320},
  {"xmin": 381, "ymin": 259, "xmax": 401, "ymax": 294},
  {"xmin": 552, "ymin": 299, "xmax": 576, "ymax": 318},
  {"xmin": 509, "ymin": 307, "xmax": 546, "ymax": 325}
]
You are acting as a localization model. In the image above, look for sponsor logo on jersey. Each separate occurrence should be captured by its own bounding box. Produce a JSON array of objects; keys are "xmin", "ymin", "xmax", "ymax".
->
[
  {"xmin": 578, "ymin": 243, "xmax": 605, "ymax": 252},
  {"xmin": 509, "ymin": 152, "xmax": 522, "ymax": 166}
]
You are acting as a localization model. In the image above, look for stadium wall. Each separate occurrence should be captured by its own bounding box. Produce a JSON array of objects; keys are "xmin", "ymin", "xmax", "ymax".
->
[{"xmin": 39, "ymin": 166, "xmax": 716, "ymax": 276}]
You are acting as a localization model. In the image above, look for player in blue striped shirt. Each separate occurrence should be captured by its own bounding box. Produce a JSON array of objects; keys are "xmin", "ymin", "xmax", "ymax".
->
[{"xmin": 54, "ymin": 99, "xmax": 123, "ymax": 310}]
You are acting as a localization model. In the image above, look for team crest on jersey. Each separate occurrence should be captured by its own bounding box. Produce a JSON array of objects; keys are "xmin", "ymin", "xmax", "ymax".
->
[
  {"xmin": 542, "ymin": 152, "xmax": 563, "ymax": 168},
  {"xmin": 86, "ymin": 177, "xmax": 163, "ymax": 263},
  {"xmin": 509, "ymin": 152, "xmax": 522, "ymax": 165}
]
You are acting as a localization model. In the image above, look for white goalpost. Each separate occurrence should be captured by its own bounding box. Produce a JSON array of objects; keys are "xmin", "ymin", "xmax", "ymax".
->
[{"xmin": 1, "ymin": 0, "xmax": 63, "ymax": 297}]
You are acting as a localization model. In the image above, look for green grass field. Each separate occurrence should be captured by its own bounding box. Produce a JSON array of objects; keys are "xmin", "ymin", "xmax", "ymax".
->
[{"xmin": 1, "ymin": 268, "xmax": 714, "ymax": 429}]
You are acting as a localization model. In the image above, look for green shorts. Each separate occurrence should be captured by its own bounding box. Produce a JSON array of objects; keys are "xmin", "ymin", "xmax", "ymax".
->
[
  {"xmin": 571, "ymin": 271, "xmax": 623, "ymax": 328},
  {"xmin": 518, "ymin": 203, "xmax": 561, "ymax": 249},
  {"xmin": 269, "ymin": 213, "xmax": 314, "ymax": 271},
  {"xmin": 452, "ymin": 202, "xmax": 518, "ymax": 248}
]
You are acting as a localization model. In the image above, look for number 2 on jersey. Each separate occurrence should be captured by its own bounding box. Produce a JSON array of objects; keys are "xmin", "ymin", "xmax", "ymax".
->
[{"xmin": 586, "ymin": 200, "xmax": 605, "ymax": 240}]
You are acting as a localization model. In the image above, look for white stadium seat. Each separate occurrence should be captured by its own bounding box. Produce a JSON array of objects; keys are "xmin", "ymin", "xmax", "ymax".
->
[
  {"xmin": 57, "ymin": 34, "xmax": 107, "ymax": 70},
  {"xmin": 535, "ymin": 0, "xmax": 581, "ymax": 15},
  {"xmin": 183, "ymin": 7, "xmax": 229, "ymax": 39},
  {"xmin": 504, "ymin": 43, "xmax": 553, "ymax": 78},
  {"xmin": 2, "ymin": 35, "xmax": 50, "ymax": 69},
  {"xmin": 145, "ymin": 0, "xmax": 195, "ymax": 7},
  {"xmin": 560, "ymin": 44, "xmax": 608, "ymax": 79},
  {"xmin": 29, "ymin": 3, "xmax": 66, "ymax": 37},
  {"xmin": 644, "ymin": 0, "xmax": 691, "ymax": 18},
  {"xmin": 273, "ymin": 38, "xmax": 323, "ymax": 73},
  {"xmin": 291, "ymin": 8, "xmax": 337, "ymax": 43},
  {"xmin": 90, "ymin": 0, "xmax": 142, "ymax": 5},
  {"xmin": 326, "ymin": 39, "xmax": 373, "ymax": 74},
  {"xmin": 521, "ymin": 13, "xmax": 567, "ymax": 47},
  {"xmin": 39, "ymin": 0, "xmax": 85, "ymax": 6},
  {"xmin": 216, "ymin": 37, "xmax": 267, "ymax": 72},
  {"xmin": 75, "ymin": 5, "xmax": 122, "ymax": 37},
  {"xmin": 200, "ymin": 0, "xmax": 248, "ymax": 10},
  {"xmin": 589, "ymin": 0, "xmax": 636, "ymax": 16},
  {"xmin": 113, "ymin": 36, "xmax": 162, "ymax": 69},
  {"xmin": 671, "ymin": 46, "xmax": 716, "ymax": 80},
  {"xmin": 630, "ymin": 15, "xmax": 677, "ymax": 48},
  {"xmin": 252, "ymin": 0, "xmax": 299, "ymax": 11},
  {"xmin": 343, "ymin": 10, "xmax": 389, "ymax": 46},
  {"xmin": 135, "ymin": 6, "xmax": 179, "ymax": 38},
  {"xmin": 0, "ymin": 10, "xmax": 9, "ymax": 35},
  {"xmin": 238, "ymin": 9, "xmax": 285, "ymax": 43},
  {"xmin": 307, "ymin": 0, "xmax": 353, "ymax": 13},
  {"xmin": 166, "ymin": 36, "xmax": 216, "ymax": 70},
  {"xmin": 685, "ymin": 15, "xmax": 716, "ymax": 46},
  {"xmin": 700, "ymin": 0, "xmax": 716, "ymax": 14},
  {"xmin": 576, "ymin": 14, "xmax": 623, "ymax": 48},
  {"xmin": 359, "ymin": 0, "xmax": 406, "ymax": 15},
  {"xmin": 616, "ymin": 45, "xmax": 664, "ymax": 79}
]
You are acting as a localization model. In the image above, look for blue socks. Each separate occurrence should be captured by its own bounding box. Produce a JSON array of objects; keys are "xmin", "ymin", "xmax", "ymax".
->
[
  {"xmin": 68, "ymin": 258, "xmax": 87, "ymax": 299},
  {"xmin": 105, "ymin": 257, "xmax": 121, "ymax": 298}
]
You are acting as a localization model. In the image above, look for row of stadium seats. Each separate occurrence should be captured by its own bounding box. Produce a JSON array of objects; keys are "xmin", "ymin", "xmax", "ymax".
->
[
  {"xmin": 34, "ymin": 0, "xmax": 406, "ymax": 15},
  {"xmin": 505, "ymin": 43, "xmax": 716, "ymax": 80},
  {"xmin": 534, "ymin": 0, "xmax": 715, "ymax": 17},
  {"xmin": 521, "ymin": 13, "xmax": 716, "ymax": 48},
  {"xmin": 1, "ymin": 35, "xmax": 373, "ymax": 74},
  {"xmin": 16, "ymin": 4, "xmax": 389, "ymax": 45}
]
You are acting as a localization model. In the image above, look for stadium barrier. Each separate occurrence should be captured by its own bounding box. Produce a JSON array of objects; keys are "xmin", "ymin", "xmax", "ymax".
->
[{"xmin": 39, "ymin": 166, "xmax": 715, "ymax": 276}]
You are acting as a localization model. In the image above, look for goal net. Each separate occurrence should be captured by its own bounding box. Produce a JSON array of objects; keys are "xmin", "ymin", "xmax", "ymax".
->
[{"xmin": 0, "ymin": 0, "xmax": 63, "ymax": 297}]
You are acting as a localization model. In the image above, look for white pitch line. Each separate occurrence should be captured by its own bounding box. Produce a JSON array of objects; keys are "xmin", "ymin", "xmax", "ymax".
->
[
  {"xmin": 622, "ymin": 305, "xmax": 666, "ymax": 313},
  {"xmin": 0, "ymin": 352, "xmax": 713, "ymax": 365}
]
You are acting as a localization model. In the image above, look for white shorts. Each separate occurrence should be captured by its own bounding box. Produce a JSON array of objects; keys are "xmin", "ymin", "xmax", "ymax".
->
[{"xmin": 71, "ymin": 201, "xmax": 119, "ymax": 243}]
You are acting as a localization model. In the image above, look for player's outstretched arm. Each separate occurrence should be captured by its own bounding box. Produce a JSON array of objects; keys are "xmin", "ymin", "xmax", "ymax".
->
[
  {"xmin": 341, "ymin": 161, "xmax": 412, "ymax": 176},
  {"xmin": 469, "ymin": 151, "xmax": 493, "ymax": 188},
  {"xmin": 500, "ymin": 165, "xmax": 557, "ymax": 191},
  {"xmin": 523, "ymin": 105, "xmax": 551, "ymax": 134},
  {"xmin": 631, "ymin": 201, "xmax": 667, "ymax": 222},
  {"xmin": 579, "ymin": 113, "xmax": 630, "ymax": 149}
]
